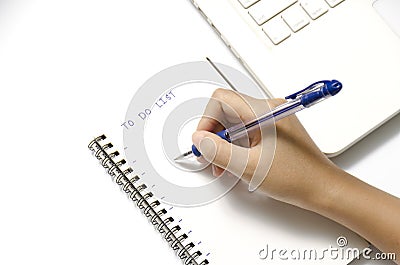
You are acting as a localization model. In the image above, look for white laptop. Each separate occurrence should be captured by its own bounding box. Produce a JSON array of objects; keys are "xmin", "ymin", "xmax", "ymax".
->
[{"xmin": 189, "ymin": 0, "xmax": 400, "ymax": 156}]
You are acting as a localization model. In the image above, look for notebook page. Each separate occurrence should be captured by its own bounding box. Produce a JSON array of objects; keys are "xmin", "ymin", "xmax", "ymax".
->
[
  {"xmin": 121, "ymin": 66, "xmax": 369, "ymax": 264},
  {"xmin": 171, "ymin": 180, "xmax": 368, "ymax": 264}
]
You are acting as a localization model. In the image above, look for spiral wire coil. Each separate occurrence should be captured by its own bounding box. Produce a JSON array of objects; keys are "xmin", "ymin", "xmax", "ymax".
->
[{"xmin": 88, "ymin": 135, "xmax": 209, "ymax": 265}]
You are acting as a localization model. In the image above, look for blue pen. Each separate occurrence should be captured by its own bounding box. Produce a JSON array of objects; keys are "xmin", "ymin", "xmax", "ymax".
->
[{"xmin": 174, "ymin": 80, "xmax": 342, "ymax": 161}]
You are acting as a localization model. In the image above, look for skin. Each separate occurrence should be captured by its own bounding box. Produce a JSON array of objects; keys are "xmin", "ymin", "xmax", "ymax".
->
[{"xmin": 192, "ymin": 88, "xmax": 400, "ymax": 263}]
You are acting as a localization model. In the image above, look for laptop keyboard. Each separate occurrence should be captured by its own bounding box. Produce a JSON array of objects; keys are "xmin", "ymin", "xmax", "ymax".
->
[{"xmin": 238, "ymin": 0, "xmax": 345, "ymax": 44}]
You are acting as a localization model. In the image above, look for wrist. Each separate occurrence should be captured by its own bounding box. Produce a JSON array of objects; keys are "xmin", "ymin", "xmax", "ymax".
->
[
  {"xmin": 305, "ymin": 163, "xmax": 370, "ymax": 226},
  {"xmin": 302, "ymin": 161, "xmax": 351, "ymax": 215}
]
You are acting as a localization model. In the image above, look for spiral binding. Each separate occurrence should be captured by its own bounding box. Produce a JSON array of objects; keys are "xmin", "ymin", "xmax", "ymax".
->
[{"xmin": 88, "ymin": 135, "xmax": 209, "ymax": 265}]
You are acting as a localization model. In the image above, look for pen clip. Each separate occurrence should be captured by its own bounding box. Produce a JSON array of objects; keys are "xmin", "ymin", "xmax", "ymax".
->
[{"xmin": 285, "ymin": 80, "xmax": 330, "ymax": 100}]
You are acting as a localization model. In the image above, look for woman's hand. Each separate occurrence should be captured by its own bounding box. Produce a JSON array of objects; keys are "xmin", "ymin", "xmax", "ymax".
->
[
  {"xmin": 192, "ymin": 89, "xmax": 400, "ymax": 263},
  {"xmin": 192, "ymin": 88, "xmax": 339, "ymax": 210}
]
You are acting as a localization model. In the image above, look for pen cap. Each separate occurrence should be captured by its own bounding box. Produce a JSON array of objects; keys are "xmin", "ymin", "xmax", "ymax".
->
[
  {"xmin": 326, "ymin": 80, "xmax": 342, "ymax": 96},
  {"xmin": 301, "ymin": 80, "xmax": 342, "ymax": 107}
]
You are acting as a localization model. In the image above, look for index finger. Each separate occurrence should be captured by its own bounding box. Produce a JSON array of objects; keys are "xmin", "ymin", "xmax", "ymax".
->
[{"xmin": 196, "ymin": 88, "xmax": 258, "ymax": 133}]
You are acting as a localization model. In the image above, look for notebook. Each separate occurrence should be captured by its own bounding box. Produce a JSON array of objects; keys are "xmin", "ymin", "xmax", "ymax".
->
[
  {"xmin": 190, "ymin": 0, "xmax": 400, "ymax": 156},
  {"xmin": 88, "ymin": 135, "xmax": 368, "ymax": 264},
  {"xmin": 87, "ymin": 61, "xmax": 368, "ymax": 265}
]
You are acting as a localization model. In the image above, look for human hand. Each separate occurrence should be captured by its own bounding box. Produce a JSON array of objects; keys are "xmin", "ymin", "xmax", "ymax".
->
[
  {"xmin": 192, "ymin": 88, "xmax": 342, "ymax": 211},
  {"xmin": 193, "ymin": 88, "xmax": 400, "ymax": 261}
]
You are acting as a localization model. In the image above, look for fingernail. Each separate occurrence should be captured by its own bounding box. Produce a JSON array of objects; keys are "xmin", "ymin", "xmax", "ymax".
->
[
  {"xmin": 212, "ymin": 165, "xmax": 217, "ymax": 177},
  {"xmin": 211, "ymin": 165, "xmax": 225, "ymax": 177},
  {"xmin": 216, "ymin": 169, "xmax": 225, "ymax": 177},
  {"xmin": 197, "ymin": 156, "xmax": 207, "ymax": 164}
]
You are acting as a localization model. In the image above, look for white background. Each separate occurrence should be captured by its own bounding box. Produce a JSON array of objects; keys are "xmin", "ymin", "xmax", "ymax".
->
[{"xmin": 0, "ymin": 0, "xmax": 398, "ymax": 264}]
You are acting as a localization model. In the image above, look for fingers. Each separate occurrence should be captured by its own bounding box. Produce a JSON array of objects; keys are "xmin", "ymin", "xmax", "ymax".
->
[
  {"xmin": 192, "ymin": 131, "xmax": 226, "ymax": 166},
  {"xmin": 196, "ymin": 89, "xmax": 260, "ymax": 133},
  {"xmin": 192, "ymin": 130, "xmax": 251, "ymax": 178},
  {"xmin": 192, "ymin": 89, "xmax": 287, "ymax": 184},
  {"xmin": 211, "ymin": 164, "xmax": 224, "ymax": 177}
]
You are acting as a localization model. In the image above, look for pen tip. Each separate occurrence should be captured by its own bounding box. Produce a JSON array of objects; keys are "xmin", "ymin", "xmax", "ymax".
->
[
  {"xmin": 174, "ymin": 150, "xmax": 193, "ymax": 162},
  {"xmin": 174, "ymin": 155, "xmax": 183, "ymax": 161}
]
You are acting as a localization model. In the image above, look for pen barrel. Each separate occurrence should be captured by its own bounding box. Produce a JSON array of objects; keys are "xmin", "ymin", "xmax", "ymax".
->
[
  {"xmin": 189, "ymin": 80, "xmax": 341, "ymax": 159},
  {"xmin": 226, "ymin": 122, "xmax": 261, "ymax": 142},
  {"xmin": 227, "ymin": 100, "xmax": 304, "ymax": 142}
]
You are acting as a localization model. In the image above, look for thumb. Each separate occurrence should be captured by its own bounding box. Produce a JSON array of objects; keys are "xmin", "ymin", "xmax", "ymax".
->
[
  {"xmin": 192, "ymin": 130, "xmax": 228, "ymax": 165},
  {"xmin": 192, "ymin": 130, "xmax": 250, "ymax": 177}
]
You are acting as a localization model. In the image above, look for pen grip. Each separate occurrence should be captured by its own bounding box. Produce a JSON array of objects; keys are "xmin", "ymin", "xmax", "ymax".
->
[{"xmin": 191, "ymin": 130, "xmax": 230, "ymax": 157}]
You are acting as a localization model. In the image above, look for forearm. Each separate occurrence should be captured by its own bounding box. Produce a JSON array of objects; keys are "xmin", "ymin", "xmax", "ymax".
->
[{"xmin": 311, "ymin": 168, "xmax": 400, "ymax": 263}]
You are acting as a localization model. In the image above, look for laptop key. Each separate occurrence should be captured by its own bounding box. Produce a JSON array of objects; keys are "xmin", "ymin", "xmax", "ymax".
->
[
  {"xmin": 238, "ymin": 0, "xmax": 260, "ymax": 9},
  {"xmin": 263, "ymin": 17, "xmax": 291, "ymax": 44},
  {"xmin": 324, "ymin": 0, "xmax": 344, "ymax": 8},
  {"xmin": 249, "ymin": 0, "xmax": 297, "ymax": 25},
  {"xmin": 282, "ymin": 4, "xmax": 310, "ymax": 32},
  {"xmin": 300, "ymin": 0, "xmax": 329, "ymax": 19}
]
